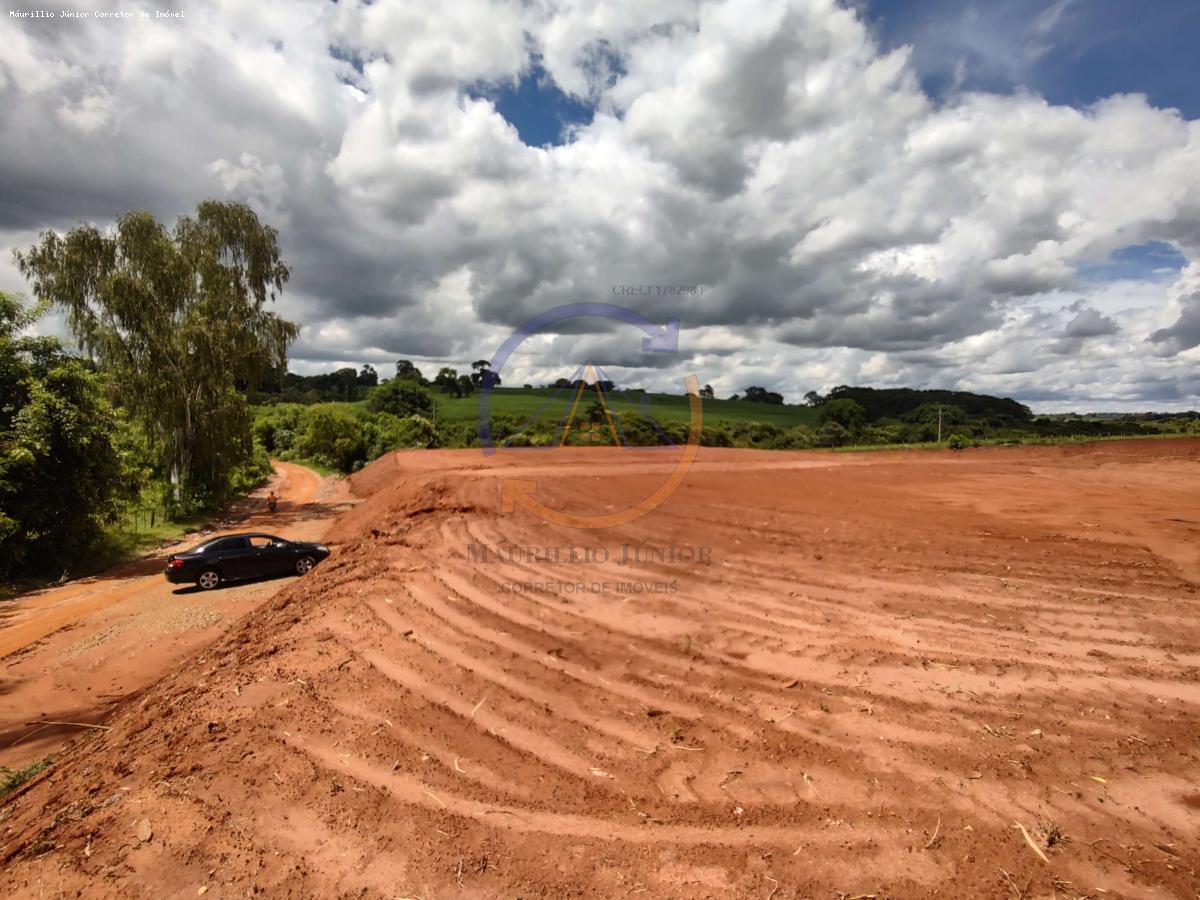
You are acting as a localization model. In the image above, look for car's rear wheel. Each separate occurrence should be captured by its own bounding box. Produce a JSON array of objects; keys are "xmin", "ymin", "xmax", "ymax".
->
[
  {"xmin": 197, "ymin": 570, "xmax": 221, "ymax": 591},
  {"xmin": 295, "ymin": 556, "xmax": 315, "ymax": 575}
]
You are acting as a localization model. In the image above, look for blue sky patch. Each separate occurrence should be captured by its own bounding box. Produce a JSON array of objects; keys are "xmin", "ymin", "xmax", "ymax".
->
[
  {"xmin": 1077, "ymin": 241, "xmax": 1188, "ymax": 283},
  {"xmin": 864, "ymin": 0, "xmax": 1200, "ymax": 118},
  {"xmin": 469, "ymin": 62, "xmax": 595, "ymax": 147}
]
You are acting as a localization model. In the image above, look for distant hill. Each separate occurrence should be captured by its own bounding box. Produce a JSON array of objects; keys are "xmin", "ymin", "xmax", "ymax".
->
[
  {"xmin": 823, "ymin": 386, "xmax": 1032, "ymax": 423},
  {"xmin": 434, "ymin": 385, "xmax": 819, "ymax": 428}
]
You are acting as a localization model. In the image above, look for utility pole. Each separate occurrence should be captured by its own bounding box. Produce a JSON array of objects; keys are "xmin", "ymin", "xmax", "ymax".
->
[{"xmin": 937, "ymin": 404, "xmax": 943, "ymax": 444}]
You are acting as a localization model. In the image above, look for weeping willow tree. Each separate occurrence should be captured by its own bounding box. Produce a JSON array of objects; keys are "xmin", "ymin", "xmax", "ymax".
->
[{"xmin": 16, "ymin": 201, "xmax": 300, "ymax": 505}]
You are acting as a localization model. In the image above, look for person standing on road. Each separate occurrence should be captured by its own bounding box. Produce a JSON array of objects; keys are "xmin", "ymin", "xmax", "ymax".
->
[{"xmin": 267, "ymin": 491, "xmax": 278, "ymax": 513}]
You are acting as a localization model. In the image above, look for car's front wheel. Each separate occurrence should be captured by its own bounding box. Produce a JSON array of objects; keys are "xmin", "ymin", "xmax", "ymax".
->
[
  {"xmin": 197, "ymin": 570, "xmax": 221, "ymax": 591},
  {"xmin": 295, "ymin": 556, "xmax": 315, "ymax": 575}
]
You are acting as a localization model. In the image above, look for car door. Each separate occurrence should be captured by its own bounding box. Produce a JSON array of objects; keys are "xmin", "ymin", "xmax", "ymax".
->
[
  {"xmin": 214, "ymin": 536, "xmax": 256, "ymax": 579},
  {"xmin": 249, "ymin": 535, "xmax": 291, "ymax": 576}
]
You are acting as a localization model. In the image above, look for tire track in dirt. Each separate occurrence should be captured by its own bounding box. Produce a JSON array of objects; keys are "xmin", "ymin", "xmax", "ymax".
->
[{"xmin": 2, "ymin": 443, "xmax": 1198, "ymax": 898}]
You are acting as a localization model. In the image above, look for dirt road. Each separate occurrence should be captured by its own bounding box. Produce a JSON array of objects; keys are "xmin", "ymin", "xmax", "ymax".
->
[
  {"xmin": 0, "ymin": 461, "xmax": 351, "ymax": 768},
  {"xmin": 1, "ymin": 441, "xmax": 1198, "ymax": 898}
]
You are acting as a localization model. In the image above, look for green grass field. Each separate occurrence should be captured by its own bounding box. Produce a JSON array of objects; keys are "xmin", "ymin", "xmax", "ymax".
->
[{"xmin": 433, "ymin": 386, "xmax": 819, "ymax": 429}]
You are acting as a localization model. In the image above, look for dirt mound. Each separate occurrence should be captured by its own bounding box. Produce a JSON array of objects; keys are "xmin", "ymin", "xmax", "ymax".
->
[{"xmin": 3, "ymin": 441, "xmax": 1199, "ymax": 898}]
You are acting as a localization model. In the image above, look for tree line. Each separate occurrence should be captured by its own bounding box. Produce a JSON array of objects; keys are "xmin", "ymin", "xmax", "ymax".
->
[
  {"xmin": 2, "ymin": 202, "xmax": 296, "ymax": 581},
  {"xmin": 252, "ymin": 356, "xmax": 1200, "ymax": 476}
]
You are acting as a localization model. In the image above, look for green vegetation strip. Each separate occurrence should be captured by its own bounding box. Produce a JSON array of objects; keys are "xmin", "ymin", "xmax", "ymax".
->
[
  {"xmin": 0, "ymin": 757, "xmax": 54, "ymax": 798},
  {"xmin": 253, "ymin": 375, "xmax": 1199, "ymax": 477}
]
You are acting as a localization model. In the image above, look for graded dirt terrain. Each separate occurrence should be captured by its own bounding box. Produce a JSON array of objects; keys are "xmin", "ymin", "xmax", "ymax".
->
[
  {"xmin": 1, "ymin": 441, "xmax": 1198, "ymax": 898},
  {"xmin": 0, "ymin": 462, "xmax": 352, "ymax": 769}
]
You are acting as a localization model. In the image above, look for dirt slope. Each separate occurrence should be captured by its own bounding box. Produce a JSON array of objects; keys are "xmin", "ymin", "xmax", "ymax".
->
[
  {"xmin": 2, "ymin": 441, "xmax": 1198, "ymax": 898},
  {"xmin": 0, "ymin": 462, "xmax": 351, "ymax": 768}
]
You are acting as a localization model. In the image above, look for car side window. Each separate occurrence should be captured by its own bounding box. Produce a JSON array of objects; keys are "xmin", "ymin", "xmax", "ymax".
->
[
  {"xmin": 216, "ymin": 537, "xmax": 250, "ymax": 552},
  {"xmin": 248, "ymin": 536, "xmax": 274, "ymax": 549}
]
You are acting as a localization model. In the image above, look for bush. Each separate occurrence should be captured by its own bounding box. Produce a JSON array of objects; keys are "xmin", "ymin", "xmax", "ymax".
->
[
  {"xmin": 781, "ymin": 425, "xmax": 815, "ymax": 449},
  {"xmin": 727, "ymin": 421, "xmax": 788, "ymax": 449},
  {"xmin": 378, "ymin": 414, "xmax": 440, "ymax": 452},
  {"xmin": 614, "ymin": 412, "xmax": 674, "ymax": 446},
  {"xmin": 947, "ymin": 433, "xmax": 970, "ymax": 451},
  {"xmin": 1, "ymin": 294, "xmax": 139, "ymax": 579},
  {"xmin": 252, "ymin": 403, "xmax": 304, "ymax": 454},
  {"xmin": 294, "ymin": 405, "xmax": 367, "ymax": 473},
  {"xmin": 370, "ymin": 413, "xmax": 444, "ymax": 456},
  {"xmin": 228, "ymin": 443, "xmax": 274, "ymax": 494},
  {"xmin": 699, "ymin": 424, "xmax": 733, "ymax": 447},
  {"xmin": 861, "ymin": 424, "xmax": 905, "ymax": 446},
  {"xmin": 366, "ymin": 378, "xmax": 435, "ymax": 418},
  {"xmin": 816, "ymin": 420, "xmax": 850, "ymax": 447}
]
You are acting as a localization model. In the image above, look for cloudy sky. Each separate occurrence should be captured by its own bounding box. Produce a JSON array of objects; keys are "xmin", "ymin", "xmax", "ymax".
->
[{"xmin": 2, "ymin": 0, "xmax": 1199, "ymax": 411}]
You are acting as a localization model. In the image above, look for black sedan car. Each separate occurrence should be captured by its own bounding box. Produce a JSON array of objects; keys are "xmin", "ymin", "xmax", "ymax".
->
[{"xmin": 165, "ymin": 533, "xmax": 330, "ymax": 590}]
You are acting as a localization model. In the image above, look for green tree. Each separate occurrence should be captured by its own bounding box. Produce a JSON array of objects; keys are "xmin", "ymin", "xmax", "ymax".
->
[
  {"xmin": 394, "ymin": 359, "xmax": 427, "ymax": 384},
  {"xmin": 816, "ymin": 420, "xmax": 850, "ymax": 447},
  {"xmin": 366, "ymin": 377, "xmax": 435, "ymax": 417},
  {"xmin": 325, "ymin": 367, "xmax": 361, "ymax": 401},
  {"xmin": 252, "ymin": 403, "xmax": 304, "ymax": 454},
  {"xmin": 904, "ymin": 403, "xmax": 967, "ymax": 427},
  {"xmin": 434, "ymin": 367, "xmax": 461, "ymax": 395},
  {"xmin": 903, "ymin": 403, "xmax": 968, "ymax": 442},
  {"xmin": 742, "ymin": 385, "xmax": 784, "ymax": 404},
  {"xmin": 294, "ymin": 405, "xmax": 366, "ymax": 473},
  {"xmin": 817, "ymin": 398, "xmax": 866, "ymax": 432},
  {"xmin": 0, "ymin": 293, "xmax": 137, "ymax": 579},
  {"xmin": 16, "ymin": 201, "xmax": 299, "ymax": 505},
  {"xmin": 469, "ymin": 359, "xmax": 501, "ymax": 387},
  {"xmin": 367, "ymin": 413, "xmax": 441, "ymax": 456}
]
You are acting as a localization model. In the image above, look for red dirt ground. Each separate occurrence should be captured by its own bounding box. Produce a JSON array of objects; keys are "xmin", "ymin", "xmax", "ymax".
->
[
  {"xmin": 0, "ymin": 461, "xmax": 353, "ymax": 769},
  {"xmin": 1, "ymin": 441, "xmax": 1198, "ymax": 898}
]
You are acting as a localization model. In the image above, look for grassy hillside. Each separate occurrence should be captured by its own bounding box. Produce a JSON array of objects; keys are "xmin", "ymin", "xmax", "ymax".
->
[{"xmin": 433, "ymin": 386, "xmax": 820, "ymax": 428}]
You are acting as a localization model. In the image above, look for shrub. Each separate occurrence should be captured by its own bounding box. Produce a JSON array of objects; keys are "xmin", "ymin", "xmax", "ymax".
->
[
  {"xmin": 366, "ymin": 413, "xmax": 442, "ymax": 456},
  {"xmin": 781, "ymin": 425, "xmax": 815, "ymax": 449},
  {"xmin": 294, "ymin": 405, "xmax": 367, "ymax": 472},
  {"xmin": 728, "ymin": 420, "xmax": 787, "ymax": 449},
  {"xmin": 699, "ymin": 424, "xmax": 733, "ymax": 447},
  {"xmin": 393, "ymin": 414, "xmax": 440, "ymax": 450},
  {"xmin": 615, "ymin": 411, "xmax": 673, "ymax": 446},
  {"xmin": 816, "ymin": 420, "xmax": 850, "ymax": 447},
  {"xmin": 366, "ymin": 378, "xmax": 435, "ymax": 418},
  {"xmin": 252, "ymin": 403, "xmax": 304, "ymax": 453}
]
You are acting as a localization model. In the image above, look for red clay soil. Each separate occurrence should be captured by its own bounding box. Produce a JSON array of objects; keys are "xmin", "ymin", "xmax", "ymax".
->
[
  {"xmin": 0, "ymin": 462, "xmax": 352, "ymax": 769},
  {"xmin": 1, "ymin": 441, "xmax": 1198, "ymax": 898}
]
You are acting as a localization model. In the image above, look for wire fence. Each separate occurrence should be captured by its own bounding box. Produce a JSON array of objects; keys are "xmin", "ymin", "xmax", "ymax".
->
[{"xmin": 120, "ymin": 505, "xmax": 176, "ymax": 534}]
